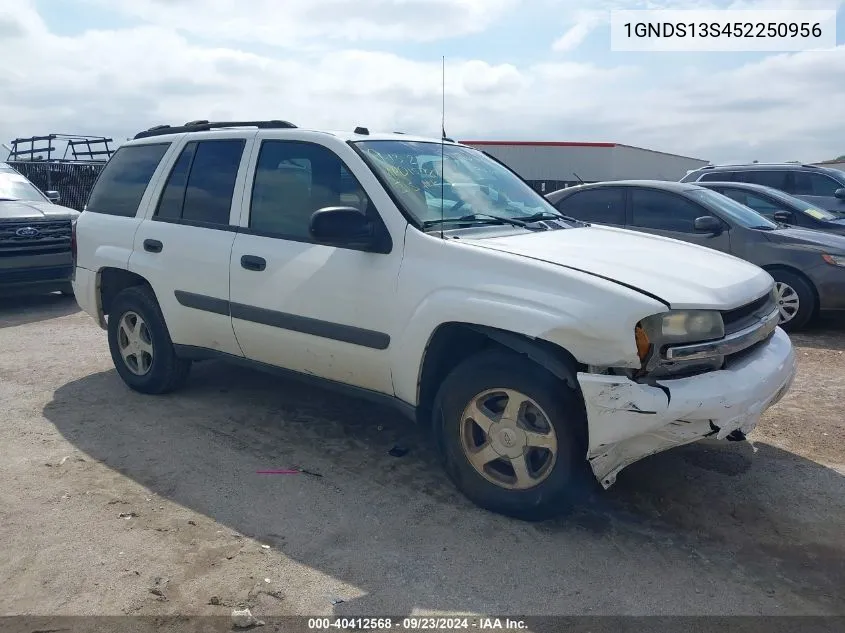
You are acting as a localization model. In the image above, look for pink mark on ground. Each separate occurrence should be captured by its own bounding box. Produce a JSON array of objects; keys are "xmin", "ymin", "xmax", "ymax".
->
[{"xmin": 256, "ymin": 469, "xmax": 301, "ymax": 475}]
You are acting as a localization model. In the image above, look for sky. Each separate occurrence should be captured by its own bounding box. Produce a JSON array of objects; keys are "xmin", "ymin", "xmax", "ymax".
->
[{"xmin": 0, "ymin": 0, "xmax": 843, "ymax": 164}]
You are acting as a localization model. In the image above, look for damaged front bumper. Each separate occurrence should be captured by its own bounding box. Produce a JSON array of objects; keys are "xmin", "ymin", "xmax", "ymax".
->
[{"xmin": 577, "ymin": 327, "xmax": 797, "ymax": 488}]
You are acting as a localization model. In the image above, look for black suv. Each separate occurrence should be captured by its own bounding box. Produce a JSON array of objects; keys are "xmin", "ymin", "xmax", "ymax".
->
[
  {"xmin": 680, "ymin": 163, "xmax": 845, "ymax": 215},
  {"xmin": 0, "ymin": 163, "xmax": 79, "ymax": 297}
]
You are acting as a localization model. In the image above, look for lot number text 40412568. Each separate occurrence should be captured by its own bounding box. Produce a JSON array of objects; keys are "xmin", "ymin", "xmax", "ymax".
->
[{"xmin": 307, "ymin": 617, "xmax": 528, "ymax": 630}]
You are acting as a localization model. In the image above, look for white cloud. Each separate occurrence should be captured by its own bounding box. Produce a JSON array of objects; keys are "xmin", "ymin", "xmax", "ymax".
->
[
  {"xmin": 91, "ymin": 0, "xmax": 521, "ymax": 46},
  {"xmin": 552, "ymin": 11, "xmax": 606, "ymax": 51},
  {"xmin": 0, "ymin": 0, "xmax": 844, "ymax": 164}
]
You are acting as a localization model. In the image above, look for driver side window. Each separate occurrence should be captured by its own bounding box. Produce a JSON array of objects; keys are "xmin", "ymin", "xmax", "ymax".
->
[
  {"xmin": 630, "ymin": 189, "xmax": 703, "ymax": 233},
  {"xmin": 249, "ymin": 141, "xmax": 371, "ymax": 240},
  {"xmin": 721, "ymin": 189, "xmax": 782, "ymax": 217}
]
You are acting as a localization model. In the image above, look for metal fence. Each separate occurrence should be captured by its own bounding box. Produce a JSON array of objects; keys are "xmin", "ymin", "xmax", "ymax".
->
[{"xmin": 8, "ymin": 160, "xmax": 105, "ymax": 211}]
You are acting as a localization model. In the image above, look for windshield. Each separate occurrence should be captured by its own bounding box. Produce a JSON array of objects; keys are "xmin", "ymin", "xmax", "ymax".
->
[
  {"xmin": 761, "ymin": 187, "xmax": 840, "ymax": 221},
  {"xmin": 354, "ymin": 140, "xmax": 571, "ymax": 229},
  {"xmin": 688, "ymin": 188, "xmax": 778, "ymax": 229},
  {"xmin": 0, "ymin": 169, "xmax": 49, "ymax": 203}
]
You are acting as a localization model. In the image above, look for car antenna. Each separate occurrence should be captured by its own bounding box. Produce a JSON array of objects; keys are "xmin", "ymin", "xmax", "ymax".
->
[
  {"xmin": 440, "ymin": 55, "xmax": 446, "ymax": 240},
  {"xmin": 573, "ymin": 172, "xmax": 585, "ymax": 185}
]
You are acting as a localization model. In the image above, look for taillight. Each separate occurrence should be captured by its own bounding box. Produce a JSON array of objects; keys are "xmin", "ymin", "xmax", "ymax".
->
[{"xmin": 71, "ymin": 219, "xmax": 78, "ymax": 272}]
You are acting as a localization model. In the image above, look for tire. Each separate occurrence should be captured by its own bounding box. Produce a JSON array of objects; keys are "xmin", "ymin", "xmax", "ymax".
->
[
  {"xmin": 433, "ymin": 349, "xmax": 591, "ymax": 521},
  {"xmin": 770, "ymin": 270, "xmax": 815, "ymax": 332},
  {"xmin": 107, "ymin": 285, "xmax": 191, "ymax": 394}
]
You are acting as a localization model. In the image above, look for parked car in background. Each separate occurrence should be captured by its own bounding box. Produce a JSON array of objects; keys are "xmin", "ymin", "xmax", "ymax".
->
[
  {"xmin": 695, "ymin": 181, "xmax": 845, "ymax": 235},
  {"xmin": 680, "ymin": 163, "xmax": 845, "ymax": 215},
  {"xmin": 547, "ymin": 180, "xmax": 845, "ymax": 330},
  {"xmin": 0, "ymin": 163, "xmax": 78, "ymax": 297},
  {"xmin": 72, "ymin": 120, "xmax": 796, "ymax": 519}
]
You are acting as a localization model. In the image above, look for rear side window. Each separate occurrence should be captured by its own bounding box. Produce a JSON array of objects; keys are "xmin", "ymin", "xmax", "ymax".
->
[
  {"xmin": 556, "ymin": 188, "xmax": 625, "ymax": 224},
  {"xmin": 86, "ymin": 143, "xmax": 170, "ymax": 217},
  {"xmin": 739, "ymin": 170, "xmax": 788, "ymax": 189},
  {"xmin": 154, "ymin": 139, "xmax": 245, "ymax": 226}
]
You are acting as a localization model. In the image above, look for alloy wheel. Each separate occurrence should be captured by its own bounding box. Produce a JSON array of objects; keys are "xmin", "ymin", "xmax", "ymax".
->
[
  {"xmin": 459, "ymin": 388, "xmax": 558, "ymax": 490},
  {"xmin": 774, "ymin": 282, "xmax": 800, "ymax": 324},
  {"xmin": 117, "ymin": 311, "xmax": 154, "ymax": 376}
]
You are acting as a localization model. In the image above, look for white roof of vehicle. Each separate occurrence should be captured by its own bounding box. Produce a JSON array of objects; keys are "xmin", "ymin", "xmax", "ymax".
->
[{"xmin": 128, "ymin": 126, "xmax": 462, "ymax": 146}]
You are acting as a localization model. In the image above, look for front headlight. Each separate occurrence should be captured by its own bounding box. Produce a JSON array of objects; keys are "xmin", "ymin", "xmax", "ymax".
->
[
  {"xmin": 822, "ymin": 254, "xmax": 845, "ymax": 268},
  {"xmin": 639, "ymin": 310, "xmax": 725, "ymax": 347}
]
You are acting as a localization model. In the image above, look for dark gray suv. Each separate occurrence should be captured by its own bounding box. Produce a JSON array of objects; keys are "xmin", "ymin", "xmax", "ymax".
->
[
  {"xmin": 0, "ymin": 163, "xmax": 79, "ymax": 297},
  {"xmin": 680, "ymin": 163, "xmax": 845, "ymax": 216},
  {"xmin": 547, "ymin": 180, "xmax": 845, "ymax": 331}
]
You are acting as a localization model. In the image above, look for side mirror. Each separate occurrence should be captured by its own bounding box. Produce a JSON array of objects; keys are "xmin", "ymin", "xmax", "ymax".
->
[
  {"xmin": 773, "ymin": 210, "xmax": 792, "ymax": 223},
  {"xmin": 694, "ymin": 215, "xmax": 723, "ymax": 234},
  {"xmin": 834, "ymin": 188, "xmax": 845, "ymax": 200},
  {"xmin": 45, "ymin": 190, "xmax": 61, "ymax": 203},
  {"xmin": 310, "ymin": 206, "xmax": 375, "ymax": 247}
]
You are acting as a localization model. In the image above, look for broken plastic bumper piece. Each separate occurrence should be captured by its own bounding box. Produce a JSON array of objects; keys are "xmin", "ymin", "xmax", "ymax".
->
[{"xmin": 577, "ymin": 327, "xmax": 796, "ymax": 488}]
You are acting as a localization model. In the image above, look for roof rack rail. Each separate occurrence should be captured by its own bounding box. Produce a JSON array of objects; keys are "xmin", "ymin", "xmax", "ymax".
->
[
  {"xmin": 133, "ymin": 119, "xmax": 297, "ymax": 140},
  {"xmin": 705, "ymin": 161, "xmax": 819, "ymax": 169}
]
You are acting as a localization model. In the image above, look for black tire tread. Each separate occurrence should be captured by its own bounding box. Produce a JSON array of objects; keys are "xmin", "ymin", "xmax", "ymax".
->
[
  {"xmin": 433, "ymin": 348, "xmax": 591, "ymax": 521},
  {"xmin": 107, "ymin": 284, "xmax": 191, "ymax": 394}
]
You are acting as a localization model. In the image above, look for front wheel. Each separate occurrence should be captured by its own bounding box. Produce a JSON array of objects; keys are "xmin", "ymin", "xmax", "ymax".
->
[
  {"xmin": 107, "ymin": 285, "xmax": 191, "ymax": 394},
  {"xmin": 433, "ymin": 349, "xmax": 591, "ymax": 520},
  {"xmin": 771, "ymin": 270, "xmax": 815, "ymax": 332}
]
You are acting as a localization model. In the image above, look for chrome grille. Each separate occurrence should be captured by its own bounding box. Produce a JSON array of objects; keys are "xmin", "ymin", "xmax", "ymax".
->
[
  {"xmin": 0, "ymin": 220, "xmax": 72, "ymax": 257},
  {"xmin": 722, "ymin": 290, "xmax": 777, "ymax": 335}
]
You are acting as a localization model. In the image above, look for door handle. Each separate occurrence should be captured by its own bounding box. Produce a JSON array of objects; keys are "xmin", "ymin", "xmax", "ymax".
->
[
  {"xmin": 240, "ymin": 255, "xmax": 266, "ymax": 271},
  {"xmin": 143, "ymin": 239, "xmax": 163, "ymax": 253}
]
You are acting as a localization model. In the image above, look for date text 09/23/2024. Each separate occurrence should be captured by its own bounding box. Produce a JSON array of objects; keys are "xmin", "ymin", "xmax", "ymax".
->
[{"xmin": 307, "ymin": 618, "xmax": 528, "ymax": 630}]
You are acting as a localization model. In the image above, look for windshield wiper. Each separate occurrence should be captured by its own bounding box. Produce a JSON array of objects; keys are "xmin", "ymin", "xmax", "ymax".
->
[
  {"xmin": 423, "ymin": 213, "xmax": 529, "ymax": 229},
  {"xmin": 752, "ymin": 225, "xmax": 776, "ymax": 230},
  {"xmin": 518, "ymin": 210, "xmax": 583, "ymax": 225}
]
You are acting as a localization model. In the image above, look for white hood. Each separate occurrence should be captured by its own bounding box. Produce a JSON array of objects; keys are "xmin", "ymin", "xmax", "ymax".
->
[{"xmin": 471, "ymin": 225, "xmax": 773, "ymax": 310}]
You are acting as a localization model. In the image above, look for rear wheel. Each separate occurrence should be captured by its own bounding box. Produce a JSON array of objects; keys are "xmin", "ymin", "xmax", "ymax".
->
[
  {"xmin": 433, "ymin": 349, "xmax": 590, "ymax": 520},
  {"xmin": 107, "ymin": 285, "xmax": 191, "ymax": 394},
  {"xmin": 770, "ymin": 270, "xmax": 815, "ymax": 332}
]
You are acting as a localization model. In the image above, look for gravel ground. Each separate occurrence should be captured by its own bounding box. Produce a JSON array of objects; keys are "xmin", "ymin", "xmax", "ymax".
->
[{"xmin": 0, "ymin": 294, "xmax": 843, "ymax": 617}]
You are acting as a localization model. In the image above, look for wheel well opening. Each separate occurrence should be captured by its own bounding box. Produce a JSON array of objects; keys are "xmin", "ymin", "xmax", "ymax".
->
[
  {"xmin": 762, "ymin": 265, "xmax": 819, "ymax": 309},
  {"xmin": 416, "ymin": 323, "xmax": 585, "ymax": 429},
  {"xmin": 99, "ymin": 268, "xmax": 150, "ymax": 316}
]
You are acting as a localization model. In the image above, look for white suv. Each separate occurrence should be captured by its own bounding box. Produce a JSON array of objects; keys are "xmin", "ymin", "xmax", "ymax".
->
[{"xmin": 73, "ymin": 120, "xmax": 797, "ymax": 519}]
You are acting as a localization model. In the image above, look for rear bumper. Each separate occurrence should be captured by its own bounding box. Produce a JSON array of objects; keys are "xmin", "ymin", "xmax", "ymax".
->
[
  {"xmin": 578, "ymin": 327, "xmax": 797, "ymax": 487},
  {"xmin": 72, "ymin": 266, "xmax": 105, "ymax": 329}
]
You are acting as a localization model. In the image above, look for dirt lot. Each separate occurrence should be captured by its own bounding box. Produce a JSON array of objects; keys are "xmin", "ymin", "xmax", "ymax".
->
[{"xmin": 0, "ymin": 294, "xmax": 843, "ymax": 617}]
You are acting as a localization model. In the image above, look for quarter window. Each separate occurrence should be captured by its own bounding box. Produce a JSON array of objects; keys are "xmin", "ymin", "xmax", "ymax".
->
[
  {"xmin": 86, "ymin": 143, "xmax": 170, "ymax": 217},
  {"xmin": 699, "ymin": 171, "xmax": 736, "ymax": 182},
  {"xmin": 249, "ymin": 141, "xmax": 371, "ymax": 240},
  {"xmin": 630, "ymin": 189, "xmax": 703, "ymax": 233}
]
